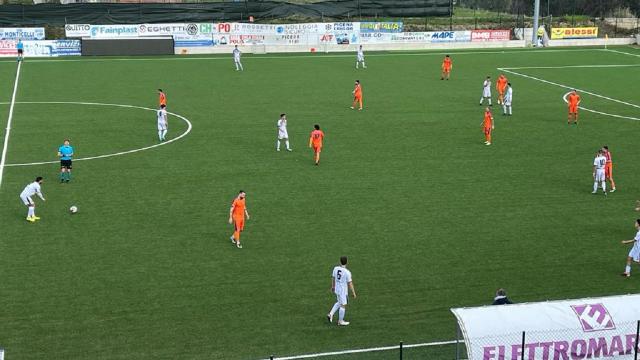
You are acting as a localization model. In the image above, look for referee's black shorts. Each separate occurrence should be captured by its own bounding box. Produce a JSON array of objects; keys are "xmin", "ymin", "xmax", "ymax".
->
[{"xmin": 60, "ymin": 159, "xmax": 72, "ymax": 169}]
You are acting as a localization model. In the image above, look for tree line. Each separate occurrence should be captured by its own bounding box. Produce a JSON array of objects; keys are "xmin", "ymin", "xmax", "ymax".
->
[{"xmin": 458, "ymin": 0, "xmax": 639, "ymax": 17}]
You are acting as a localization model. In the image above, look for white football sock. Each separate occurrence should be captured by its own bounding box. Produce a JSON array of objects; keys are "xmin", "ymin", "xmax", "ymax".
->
[
  {"xmin": 602, "ymin": 182, "xmax": 606, "ymax": 192},
  {"xmin": 330, "ymin": 302, "xmax": 340, "ymax": 316},
  {"xmin": 355, "ymin": 61, "xmax": 358, "ymax": 68},
  {"xmin": 626, "ymin": 265, "xmax": 631, "ymax": 274},
  {"xmin": 479, "ymin": 97, "xmax": 484, "ymax": 104},
  {"xmin": 593, "ymin": 182, "xmax": 598, "ymax": 192},
  {"xmin": 161, "ymin": 130, "xmax": 167, "ymax": 140},
  {"xmin": 503, "ymin": 105, "xmax": 507, "ymax": 114},
  {"xmin": 285, "ymin": 140, "xmax": 290, "ymax": 150},
  {"xmin": 362, "ymin": 62, "xmax": 366, "ymax": 68},
  {"xmin": 338, "ymin": 307, "xmax": 345, "ymax": 322},
  {"xmin": 158, "ymin": 131, "xmax": 163, "ymax": 141},
  {"xmin": 508, "ymin": 106, "xmax": 512, "ymax": 115},
  {"xmin": 488, "ymin": 98, "xmax": 492, "ymax": 105},
  {"xmin": 276, "ymin": 140, "xmax": 280, "ymax": 150},
  {"xmin": 28, "ymin": 207, "xmax": 34, "ymax": 217}
]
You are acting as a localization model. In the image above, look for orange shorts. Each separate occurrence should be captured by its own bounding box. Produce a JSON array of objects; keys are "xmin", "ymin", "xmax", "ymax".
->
[
  {"xmin": 484, "ymin": 127, "xmax": 492, "ymax": 135},
  {"xmin": 443, "ymin": 67, "xmax": 451, "ymax": 73},
  {"xmin": 605, "ymin": 163, "xmax": 613, "ymax": 178},
  {"xmin": 234, "ymin": 217, "xmax": 245, "ymax": 232},
  {"xmin": 569, "ymin": 104, "xmax": 578, "ymax": 113},
  {"xmin": 498, "ymin": 89, "xmax": 505, "ymax": 95},
  {"xmin": 313, "ymin": 145, "xmax": 322, "ymax": 153}
]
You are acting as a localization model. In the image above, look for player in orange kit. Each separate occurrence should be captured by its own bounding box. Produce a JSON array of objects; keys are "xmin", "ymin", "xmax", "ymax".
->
[
  {"xmin": 481, "ymin": 107, "xmax": 494, "ymax": 146},
  {"xmin": 567, "ymin": 89, "xmax": 581, "ymax": 125},
  {"xmin": 350, "ymin": 80, "xmax": 363, "ymax": 110},
  {"xmin": 602, "ymin": 146, "xmax": 617, "ymax": 192},
  {"xmin": 229, "ymin": 190, "xmax": 250, "ymax": 249},
  {"xmin": 441, "ymin": 55, "xmax": 452, "ymax": 80},
  {"xmin": 309, "ymin": 124, "xmax": 325, "ymax": 165},
  {"xmin": 158, "ymin": 89, "xmax": 167, "ymax": 107},
  {"xmin": 496, "ymin": 74, "xmax": 508, "ymax": 105}
]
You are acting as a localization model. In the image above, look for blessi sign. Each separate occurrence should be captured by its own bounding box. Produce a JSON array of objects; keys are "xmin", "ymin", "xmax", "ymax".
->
[
  {"xmin": 451, "ymin": 294, "xmax": 640, "ymax": 360},
  {"xmin": 551, "ymin": 27, "xmax": 598, "ymax": 39}
]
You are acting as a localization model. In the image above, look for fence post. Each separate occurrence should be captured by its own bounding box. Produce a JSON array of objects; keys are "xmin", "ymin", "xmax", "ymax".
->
[
  {"xmin": 399, "ymin": 341, "xmax": 403, "ymax": 360},
  {"xmin": 521, "ymin": 331, "xmax": 526, "ymax": 360},
  {"xmin": 614, "ymin": 17, "xmax": 618, "ymax": 38},
  {"xmin": 634, "ymin": 320, "xmax": 639, "ymax": 360}
]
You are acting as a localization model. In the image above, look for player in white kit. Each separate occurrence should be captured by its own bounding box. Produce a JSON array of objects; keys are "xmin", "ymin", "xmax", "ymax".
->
[
  {"xmin": 157, "ymin": 104, "xmax": 168, "ymax": 142},
  {"xmin": 276, "ymin": 113, "xmax": 292, "ymax": 152},
  {"xmin": 479, "ymin": 76, "xmax": 492, "ymax": 106},
  {"xmin": 502, "ymin": 83, "xmax": 513, "ymax": 116},
  {"xmin": 233, "ymin": 45, "xmax": 243, "ymax": 71},
  {"xmin": 621, "ymin": 219, "xmax": 640, "ymax": 277},
  {"xmin": 20, "ymin": 176, "xmax": 45, "ymax": 222},
  {"xmin": 327, "ymin": 256, "xmax": 357, "ymax": 326},
  {"xmin": 356, "ymin": 45, "xmax": 366, "ymax": 69},
  {"xmin": 593, "ymin": 149, "xmax": 607, "ymax": 195}
]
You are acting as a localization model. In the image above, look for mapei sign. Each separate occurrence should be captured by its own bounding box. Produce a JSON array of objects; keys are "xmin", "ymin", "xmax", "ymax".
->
[{"xmin": 452, "ymin": 295, "xmax": 640, "ymax": 360}]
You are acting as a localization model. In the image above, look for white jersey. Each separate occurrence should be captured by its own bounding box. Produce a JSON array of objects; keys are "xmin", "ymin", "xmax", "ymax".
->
[
  {"xmin": 233, "ymin": 48, "xmax": 241, "ymax": 61},
  {"xmin": 277, "ymin": 119, "xmax": 288, "ymax": 139},
  {"xmin": 629, "ymin": 230, "xmax": 640, "ymax": 262},
  {"xmin": 504, "ymin": 87, "xmax": 513, "ymax": 104},
  {"xmin": 157, "ymin": 109, "xmax": 167, "ymax": 130},
  {"xmin": 482, "ymin": 80, "xmax": 491, "ymax": 97},
  {"xmin": 20, "ymin": 181, "xmax": 44, "ymax": 199},
  {"xmin": 357, "ymin": 48, "xmax": 364, "ymax": 61},
  {"xmin": 594, "ymin": 155, "xmax": 607, "ymax": 181},
  {"xmin": 332, "ymin": 265, "xmax": 352, "ymax": 296}
]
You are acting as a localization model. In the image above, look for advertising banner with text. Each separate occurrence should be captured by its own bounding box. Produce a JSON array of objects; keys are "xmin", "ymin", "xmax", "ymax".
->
[
  {"xmin": 551, "ymin": 27, "xmax": 599, "ymax": 39},
  {"xmin": 0, "ymin": 40, "xmax": 81, "ymax": 57},
  {"xmin": 471, "ymin": 29, "xmax": 511, "ymax": 41},
  {"xmin": 452, "ymin": 294, "xmax": 640, "ymax": 360},
  {"xmin": 0, "ymin": 27, "xmax": 45, "ymax": 40}
]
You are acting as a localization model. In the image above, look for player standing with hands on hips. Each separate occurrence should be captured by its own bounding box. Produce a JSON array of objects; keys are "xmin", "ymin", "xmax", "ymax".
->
[
  {"xmin": 233, "ymin": 45, "xmax": 243, "ymax": 71},
  {"xmin": 327, "ymin": 256, "xmax": 356, "ymax": 326},
  {"xmin": 621, "ymin": 219, "xmax": 640, "ymax": 277}
]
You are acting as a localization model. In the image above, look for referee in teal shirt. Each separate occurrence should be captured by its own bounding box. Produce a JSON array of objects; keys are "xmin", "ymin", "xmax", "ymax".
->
[{"xmin": 57, "ymin": 139, "xmax": 74, "ymax": 183}]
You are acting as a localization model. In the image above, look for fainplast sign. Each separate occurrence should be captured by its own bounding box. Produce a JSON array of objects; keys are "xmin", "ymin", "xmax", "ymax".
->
[{"xmin": 451, "ymin": 295, "xmax": 640, "ymax": 360}]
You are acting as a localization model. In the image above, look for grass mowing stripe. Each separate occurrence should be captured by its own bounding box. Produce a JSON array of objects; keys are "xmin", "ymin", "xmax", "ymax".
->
[{"xmin": 0, "ymin": 61, "xmax": 22, "ymax": 189}]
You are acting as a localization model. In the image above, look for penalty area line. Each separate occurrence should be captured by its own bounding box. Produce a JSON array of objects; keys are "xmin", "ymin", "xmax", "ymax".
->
[
  {"xmin": 0, "ymin": 60, "xmax": 22, "ymax": 190},
  {"xmin": 259, "ymin": 340, "xmax": 456, "ymax": 360}
]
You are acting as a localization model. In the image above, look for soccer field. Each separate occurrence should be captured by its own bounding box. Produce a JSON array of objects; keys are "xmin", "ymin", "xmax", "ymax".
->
[{"xmin": 1, "ymin": 45, "xmax": 640, "ymax": 360}]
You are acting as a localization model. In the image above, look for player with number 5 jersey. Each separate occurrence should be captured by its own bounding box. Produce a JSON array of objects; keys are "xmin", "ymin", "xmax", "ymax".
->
[{"xmin": 327, "ymin": 256, "xmax": 356, "ymax": 326}]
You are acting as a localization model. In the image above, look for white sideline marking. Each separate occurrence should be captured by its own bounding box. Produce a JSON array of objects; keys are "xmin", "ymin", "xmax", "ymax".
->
[
  {"xmin": 604, "ymin": 48, "xmax": 640, "ymax": 58},
  {"xmin": 0, "ymin": 48, "xmax": 602, "ymax": 64},
  {"xmin": 260, "ymin": 340, "xmax": 456, "ymax": 360},
  {"xmin": 0, "ymin": 60, "xmax": 22, "ymax": 189},
  {"xmin": 497, "ymin": 68, "xmax": 640, "ymax": 120},
  {"xmin": 0, "ymin": 101, "xmax": 192, "ymax": 167},
  {"xmin": 502, "ymin": 64, "xmax": 640, "ymax": 70},
  {"xmin": 561, "ymin": 92, "xmax": 640, "ymax": 121}
]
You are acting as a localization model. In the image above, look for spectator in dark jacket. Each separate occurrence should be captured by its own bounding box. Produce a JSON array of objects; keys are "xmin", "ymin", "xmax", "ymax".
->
[{"xmin": 492, "ymin": 288, "xmax": 513, "ymax": 305}]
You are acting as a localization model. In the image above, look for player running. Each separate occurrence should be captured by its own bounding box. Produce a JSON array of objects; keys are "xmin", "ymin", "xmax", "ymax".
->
[
  {"xmin": 309, "ymin": 124, "xmax": 325, "ymax": 165},
  {"xmin": 496, "ymin": 74, "xmax": 508, "ymax": 105},
  {"xmin": 229, "ymin": 190, "xmax": 250, "ymax": 249},
  {"xmin": 482, "ymin": 107, "xmax": 494, "ymax": 146},
  {"xmin": 20, "ymin": 176, "xmax": 45, "ymax": 222},
  {"xmin": 441, "ymin": 55, "xmax": 452, "ymax": 80},
  {"xmin": 355, "ymin": 45, "xmax": 366, "ymax": 69},
  {"xmin": 620, "ymin": 219, "xmax": 640, "ymax": 277},
  {"xmin": 276, "ymin": 113, "xmax": 292, "ymax": 152},
  {"xmin": 157, "ymin": 104, "xmax": 168, "ymax": 142},
  {"xmin": 327, "ymin": 256, "xmax": 357, "ymax": 326},
  {"xmin": 602, "ymin": 146, "xmax": 616, "ymax": 192},
  {"xmin": 158, "ymin": 89, "xmax": 166, "ymax": 107},
  {"xmin": 593, "ymin": 149, "xmax": 607, "ymax": 195},
  {"xmin": 479, "ymin": 76, "xmax": 492, "ymax": 106},
  {"xmin": 57, "ymin": 139, "xmax": 74, "ymax": 183},
  {"xmin": 502, "ymin": 83, "xmax": 513, "ymax": 116},
  {"xmin": 233, "ymin": 45, "xmax": 243, "ymax": 71},
  {"xmin": 350, "ymin": 80, "xmax": 363, "ymax": 110},
  {"xmin": 567, "ymin": 89, "xmax": 581, "ymax": 125}
]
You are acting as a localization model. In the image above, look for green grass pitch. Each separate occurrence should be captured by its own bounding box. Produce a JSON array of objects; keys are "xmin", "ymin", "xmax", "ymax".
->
[{"xmin": 1, "ymin": 45, "xmax": 640, "ymax": 359}]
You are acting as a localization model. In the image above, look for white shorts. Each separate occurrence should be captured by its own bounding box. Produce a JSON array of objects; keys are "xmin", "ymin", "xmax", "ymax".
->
[
  {"xmin": 595, "ymin": 169, "xmax": 605, "ymax": 182},
  {"xmin": 20, "ymin": 194, "xmax": 34, "ymax": 206},
  {"xmin": 483, "ymin": 89, "xmax": 491, "ymax": 98},
  {"xmin": 158, "ymin": 122, "xmax": 167, "ymax": 131},
  {"xmin": 357, "ymin": 55, "xmax": 364, "ymax": 62},
  {"xmin": 504, "ymin": 99, "xmax": 512, "ymax": 106},
  {"xmin": 335, "ymin": 292, "xmax": 348, "ymax": 306},
  {"xmin": 234, "ymin": 58, "xmax": 241, "ymax": 63},
  {"xmin": 278, "ymin": 131, "xmax": 288, "ymax": 140},
  {"xmin": 629, "ymin": 244, "xmax": 640, "ymax": 262}
]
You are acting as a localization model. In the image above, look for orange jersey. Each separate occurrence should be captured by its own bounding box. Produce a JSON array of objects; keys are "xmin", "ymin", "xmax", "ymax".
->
[
  {"xmin": 231, "ymin": 197, "xmax": 246, "ymax": 219},
  {"xmin": 353, "ymin": 84, "xmax": 362, "ymax": 98},
  {"xmin": 604, "ymin": 151, "xmax": 612, "ymax": 163},
  {"xmin": 159, "ymin": 92, "xmax": 167, "ymax": 106},
  {"xmin": 496, "ymin": 77, "xmax": 508, "ymax": 91},
  {"xmin": 442, "ymin": 57, "xmax": 452, "ymax": 70},
  {"xmin": 568, "ymin": 93, "xmax": 580, "ymax": 106},
  {"xmin": 310, "ymin": 129, "xmax": 324, "ymax": 147},
  {"xmin": 483, "ymin": 111, "xmax": 493, "ymax": 128}
]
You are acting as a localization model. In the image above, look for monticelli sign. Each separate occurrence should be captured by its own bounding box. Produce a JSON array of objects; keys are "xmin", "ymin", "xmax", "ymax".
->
[{"xmin": 451, "ymin": 294, "xmax": 640, "ymax": 360}]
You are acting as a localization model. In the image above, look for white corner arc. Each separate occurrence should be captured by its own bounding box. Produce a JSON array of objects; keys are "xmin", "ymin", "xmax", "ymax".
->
[{"xmin": 0, "ymin": 101, "xmax": 192, "ymax": 167}]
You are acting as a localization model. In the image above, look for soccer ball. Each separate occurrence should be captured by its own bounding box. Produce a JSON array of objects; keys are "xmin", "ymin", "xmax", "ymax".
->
[{"xmin": 69, "ymin": 206, "xmax": 78, "ymax": 214}]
